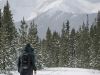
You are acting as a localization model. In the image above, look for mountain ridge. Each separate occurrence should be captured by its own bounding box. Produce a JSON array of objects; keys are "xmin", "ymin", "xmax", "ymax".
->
[
  {"xmin": 0, "ymin": 0, "xmax": 100, "ymax": 21},
  {"xmin": 1, "ymin": 0, "xmax": 99, "ymax": 39}
]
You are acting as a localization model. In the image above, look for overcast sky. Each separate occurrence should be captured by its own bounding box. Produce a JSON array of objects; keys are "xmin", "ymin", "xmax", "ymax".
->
[{"xmin": 88, "ymin": 0, "xmax": 100, "ymax": 3}]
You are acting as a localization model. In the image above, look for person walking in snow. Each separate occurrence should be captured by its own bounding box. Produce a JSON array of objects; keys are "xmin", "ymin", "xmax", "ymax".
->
[{"xmin": 17, "ymin": 43, "xmax": 37, "ymax": 75}]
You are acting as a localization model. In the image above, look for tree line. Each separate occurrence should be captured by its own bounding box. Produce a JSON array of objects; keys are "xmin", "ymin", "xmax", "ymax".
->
[
  {"xmin": 0, "ymin": 1, "xmax": 100, "ymax": 74},
  {"xmin": 41, "ymin": 15, "xmax": 100, "ymax": 70}
]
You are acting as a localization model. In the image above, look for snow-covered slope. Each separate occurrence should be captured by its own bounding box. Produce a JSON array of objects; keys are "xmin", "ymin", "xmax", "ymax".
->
[
  {"xmin": 18, "ymin": 0, "xmax": 99, "ymax": 23},
  {"xmin": 1, "ymin": 68, "xmax": 100, "ymax": 75},
  {"xmin": 26, "ymin": 0, "xmax": 100, "ymax": 21}
]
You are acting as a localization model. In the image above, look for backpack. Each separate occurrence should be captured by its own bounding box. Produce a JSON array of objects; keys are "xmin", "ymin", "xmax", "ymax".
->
[{"xmin": 21, "ymin": 53, "xmax": 32, "ymax": 69}]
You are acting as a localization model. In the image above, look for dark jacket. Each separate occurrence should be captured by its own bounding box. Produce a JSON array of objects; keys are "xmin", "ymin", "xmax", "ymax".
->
[{"xmin": 17, "ymin": 44, "xmax": 37, "ymax": 74}]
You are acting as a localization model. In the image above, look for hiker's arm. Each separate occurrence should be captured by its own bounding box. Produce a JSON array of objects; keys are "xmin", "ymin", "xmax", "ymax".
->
[
  {"xmin": 17, "ymin": 57, "xmax": 21, "ymax": 73},
  {"xmin": 31, "ymin": 54, "xmax": 37, "ymax": 71}
]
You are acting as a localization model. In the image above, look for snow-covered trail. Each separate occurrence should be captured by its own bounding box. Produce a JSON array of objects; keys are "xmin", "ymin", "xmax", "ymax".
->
[
  {"xmin": 36, "ymin": 68, "xmax": 100, "ymax": 75},
  {"xmin": 2, "ymin": 68, "xmax": 100, "ymax": 75}
]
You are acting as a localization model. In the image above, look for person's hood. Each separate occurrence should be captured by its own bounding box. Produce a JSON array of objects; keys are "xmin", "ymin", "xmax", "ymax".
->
[{"xmin": 24, "ymin": 44, "xmax": 34, "ymax": 52}]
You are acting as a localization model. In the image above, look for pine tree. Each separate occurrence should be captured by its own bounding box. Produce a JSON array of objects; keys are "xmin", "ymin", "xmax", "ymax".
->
[
  {"xmin": 28, "ymin": 20, "xmax": 42, "ymax": 69},
  {"xmin": 94, "ymin": 11, "xmax": 100, "ymax": 69},
  {"xmin": 40, "ymin": 39, "xmax": 47, "ymax": 67},
  {"xmin": 0, "ymin": 9, "xmax": 3, "ymax": 70},
  {"xmin": 75, "ymin": 28, "xmax": 81, "ymax": 67},
  {"xmin": 89, "ymin": 11, "xmax": 100, "ymax": 69},
  {"xmin": 45, "ymin": 27, "xmax": 53, "ymax": 67},
  {"xmin": 69, "ymin": 28, "xmax": 77, "ymax": 67},
  {"xmin": 0, "ymin": 1, "xmax": 18, "ymax": 73},
  {"xmin": 28, "ymin": 20, "xmax": 38, "ymax": 48},
  {"xmin": 19, "ymin": 17, "xmax": 28, "ymax": 47},
  {"xmin": 0, "ymin": 9, "xmax": 1, "ymax": 27},
  {"xmin": 90, "ymin": 25, "xmax": 96, "ymax": 68},
  {"xmin": 2, "ymin": 0, "xmax": 16, "ymax": 43},
  {"xmin": 0, "ymin": 9, "xmax": 2, "ymax": 45},
  {"xmin": 76, "ymin": 23, "xmax": 91, "ymax": 68},
  {"xmin": 58, "ymin": 23, "xmax": 65, "ymax": 67},
  {"xmin": 59, "ymin": 20, "xmax": 70, "ymax": 67},
  {"xmin": 51, "ymin": 31, "xmax": 60, "ymax": 67}
]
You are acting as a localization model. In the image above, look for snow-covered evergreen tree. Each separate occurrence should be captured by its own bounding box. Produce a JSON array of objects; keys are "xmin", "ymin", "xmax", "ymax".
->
[
  {"xmin": 40, "ymin": 39, "xmax": 47, "ymax": 67},
  {"xmin": 19, "ymin": 17, "xmax": 28, "ymax": 50},
  {"xmin": 0, "ymin": 1, "xmax": 18, "ymax": 73},
  {"xmin": 94, "ymin": 11, "xmax": 100, "ymax": 69},
  {"xmin": 59, "ymin": 21, "xmax": 70, "ymax": 67},
  {"xmin": 76, "ymin": 22, "xmax": 91, "ymax": 68},
  {"xmin": 69, "ymin": 28, "xmax": 77, "ymax": 67},
  {"xmin": 45, "ymin": 27, "xmax": 53, "ymax": 67},
  {"xmin": 28, "ymin": 20, "xmax": 42, "ymax": 69},
  {"xmin": 51, "ymin": 31, "xmax": 60, "ymax": 67}
]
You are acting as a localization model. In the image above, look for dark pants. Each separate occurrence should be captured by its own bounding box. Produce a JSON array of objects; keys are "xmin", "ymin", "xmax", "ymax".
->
[{"xmin": 20, "ymin": 68, "xmax": 33, "ymax": 75}]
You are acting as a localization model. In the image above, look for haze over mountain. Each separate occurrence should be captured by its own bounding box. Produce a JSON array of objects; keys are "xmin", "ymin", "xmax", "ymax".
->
[{"xmin": 0, "ymin": 0, "xmax": 100, "ymax": 38}]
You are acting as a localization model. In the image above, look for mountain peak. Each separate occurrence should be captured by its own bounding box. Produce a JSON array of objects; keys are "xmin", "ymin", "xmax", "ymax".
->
[
  {"xmin": 27, "ymin": 0, "xmax": 100, "ymax": 21},
  {"xmin": 1, "ymin": 0, "xmax": 100, "ymax": 21}
]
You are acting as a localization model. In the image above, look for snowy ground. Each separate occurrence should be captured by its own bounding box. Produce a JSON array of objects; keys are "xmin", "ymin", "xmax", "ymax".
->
[{"xmin": 1, "ymin": 67, "xmax": 100, "ymax": 75}]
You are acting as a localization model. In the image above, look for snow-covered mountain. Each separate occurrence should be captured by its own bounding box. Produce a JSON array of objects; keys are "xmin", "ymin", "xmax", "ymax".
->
[
  {"xmin": 20, "ymin": 0, "xmax": 100, "ymax": 21},
  {"xmin": 1, "ymin": 0, "xmax": 100, "ymax": 38},
  {"xmin": 1, "ymin": 0, "xmax": 100, "ymax": 21},
  {"xmin": 27, "ymin": 0, "xmax": 99, "ymax": 20}
]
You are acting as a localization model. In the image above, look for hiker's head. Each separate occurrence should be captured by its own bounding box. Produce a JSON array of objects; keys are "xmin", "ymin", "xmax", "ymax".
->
[
  {"xmin": 26, "ymin": 43, "xmax": 31, "ymax": 47},
  {"xmin": 24, "ymin": 43, "xmax": 33, "ymax": 52}
]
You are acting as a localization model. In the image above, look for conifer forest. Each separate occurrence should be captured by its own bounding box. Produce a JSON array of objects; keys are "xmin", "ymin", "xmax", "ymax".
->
[{"xmin": 0, "ymin": 1, "xmax": 100, "ymax": 73}]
